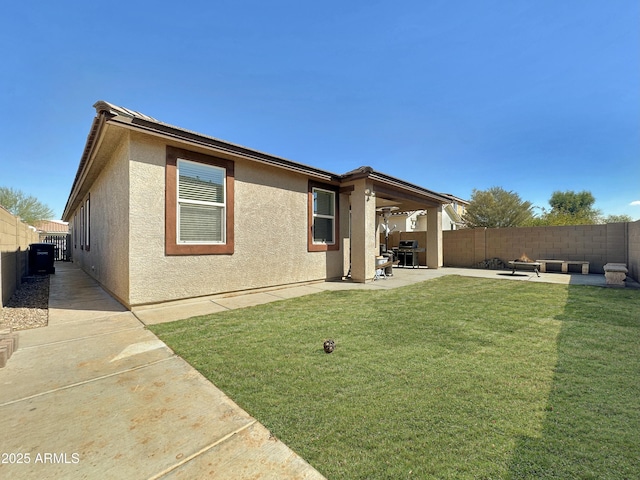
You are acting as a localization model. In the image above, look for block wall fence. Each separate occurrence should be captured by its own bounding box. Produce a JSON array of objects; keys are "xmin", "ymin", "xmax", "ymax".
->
[
  {"xmin": 0, "ymin": 207, "xmax": 40, "ymax": 307},
  {"xmin": 629, "ymin": 220, "xmax": 640, "ymax": 282},
  {"xmin": 443, "ymin": 221, "xmax": 640, "ymax": 281}
]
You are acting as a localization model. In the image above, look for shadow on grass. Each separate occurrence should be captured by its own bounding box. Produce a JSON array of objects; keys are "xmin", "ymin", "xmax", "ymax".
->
[{"xmin": 507, "ymin": 285, "xmax": 640, "ymax": 479}]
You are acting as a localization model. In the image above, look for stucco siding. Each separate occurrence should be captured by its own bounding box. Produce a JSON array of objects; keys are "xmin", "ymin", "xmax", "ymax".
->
[
  {"xmin": 70, "ymin": 133, "xmax": 131, "ymax": 303},
  {"xmin": 127, "ymin": 136, "xmax": 345, "ymax": 306}
]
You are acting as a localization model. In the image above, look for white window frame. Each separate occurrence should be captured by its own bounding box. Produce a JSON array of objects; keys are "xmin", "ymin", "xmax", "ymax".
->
[
  {"xmin": 312, "ymin": 187, "xmax": 336, "ymax": 245},
  {"xmin": 176, "ymin": 158, "xmax": 227, "ymax": 244}
]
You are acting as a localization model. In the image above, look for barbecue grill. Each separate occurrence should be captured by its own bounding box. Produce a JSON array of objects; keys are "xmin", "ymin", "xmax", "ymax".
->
[{"xmin": 393, "ymin": 240, "xmax": 425, "ymax": 268}]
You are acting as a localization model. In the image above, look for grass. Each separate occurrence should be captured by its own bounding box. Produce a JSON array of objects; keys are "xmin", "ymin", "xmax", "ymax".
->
[{"xmin": 149, "ymin": 276, "xmax": 640, "ymax": 479}]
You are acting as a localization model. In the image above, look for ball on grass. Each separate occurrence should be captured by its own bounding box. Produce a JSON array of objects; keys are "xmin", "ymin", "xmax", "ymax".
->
[{"xmin": 323, "ymin": 339, "xmax": 335, "ymax": 353}]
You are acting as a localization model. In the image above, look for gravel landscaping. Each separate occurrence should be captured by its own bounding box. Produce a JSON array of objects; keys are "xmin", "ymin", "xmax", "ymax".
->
[{"xmin": 0, "ymin": 275, "xmax": 49, "ymax": 330}]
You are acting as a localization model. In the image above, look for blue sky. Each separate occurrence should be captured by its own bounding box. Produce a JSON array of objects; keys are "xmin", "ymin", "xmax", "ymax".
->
[{"xmin": 1, "ymin": 1, "xmax": 638, "ymax": 220}]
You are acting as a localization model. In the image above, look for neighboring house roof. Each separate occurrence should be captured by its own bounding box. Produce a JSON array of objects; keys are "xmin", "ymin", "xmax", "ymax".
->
[
  {"xmin": 63, "ymin": 101, "xmax": 455, "ymax": 219},
  {"xmin": 440, "ymin": 193, "xmax": 470, "ymax": 206},
  {"xmin": 35, "ymin": 219, "xmax": 69, "ymax": 234},
  {"xmin": 444, "ymin": 204, "xmax": 464, "ymax": 224}
]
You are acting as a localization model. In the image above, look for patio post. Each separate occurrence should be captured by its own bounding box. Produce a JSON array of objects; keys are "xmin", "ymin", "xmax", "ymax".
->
[
  {"xmin": 427, "ymin": 205, "xmax": 443, "ymax": 268},
  {"xmin": 350, "ymin": 179, "xmax": 377, "ymax": 282}
]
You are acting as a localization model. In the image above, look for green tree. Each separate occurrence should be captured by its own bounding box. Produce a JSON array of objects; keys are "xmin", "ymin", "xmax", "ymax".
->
[
  {"xmin": 528, "ymin": 190, "xmax": 602, "ymax": 226},
  {"xmin": 603, "ymin": 214, "xmax": 633, "ymax": 223},
  {"xmin": 0, "ymin": 186, "xmax": 55, "ymax": 224},
  {"xmin": 548, "ymin": 190, "xmax": 600, "ymax": 223},
  {"xmin": 526, "ymin": 208, "xmax": 596, "ymax": 226},
  {"xmin": 462, "ymin": 187, "xmax": 533, "ymax": 228}
]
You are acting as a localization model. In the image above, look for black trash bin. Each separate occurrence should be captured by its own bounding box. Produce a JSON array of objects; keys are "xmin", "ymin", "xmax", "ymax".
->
[{"xmin": 29, "ymin": 243, "xmax": 56, "ymax": 275}]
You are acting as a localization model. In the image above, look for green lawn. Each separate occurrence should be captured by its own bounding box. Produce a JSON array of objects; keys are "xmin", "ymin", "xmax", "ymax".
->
[{"xmin": 149, "ymin": 276, "xmax": 640, "ymax": 479}]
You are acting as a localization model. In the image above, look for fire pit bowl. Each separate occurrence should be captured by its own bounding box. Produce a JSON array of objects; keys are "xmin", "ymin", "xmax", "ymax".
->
[{"xmin": 508, "ymin": 254, "xmax": 541, "ymax": 277}]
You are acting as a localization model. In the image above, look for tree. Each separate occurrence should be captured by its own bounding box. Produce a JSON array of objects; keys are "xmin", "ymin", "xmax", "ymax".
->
[
  {"xmin": 548, "ymin": 190, "xmax": 600, "ymax": 223},
  {"xmin": 462, "ymin": 187, "xmax": 534, "ymax": 228},
  {"xmin": 0, "ymin": 186, "xmax": 55, "ymax": 224},
  {"xmin": 603, "ymin": 214, "xmax": 633, "ymax": 223},
  {"xmin": 527, "ymin": 190, "xmax": 602, "ymax": 226},
  {"xmin": 526, "ymin": 209, "xmax": 594, "ymax": 226}
]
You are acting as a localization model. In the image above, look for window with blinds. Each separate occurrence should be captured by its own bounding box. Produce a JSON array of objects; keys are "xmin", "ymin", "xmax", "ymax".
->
[
  {"xmin": 177, "ymin": 159, "xmax": 226, "ymax": 243},
  {"xmin": 312, "ymin": 187, "xmax": 335, "ymax": 244}
]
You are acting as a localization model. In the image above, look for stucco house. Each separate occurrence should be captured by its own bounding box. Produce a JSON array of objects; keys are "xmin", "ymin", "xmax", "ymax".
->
[{"xmin": 62, "ymin": 101, "xmax": 452, "ymax": 308}]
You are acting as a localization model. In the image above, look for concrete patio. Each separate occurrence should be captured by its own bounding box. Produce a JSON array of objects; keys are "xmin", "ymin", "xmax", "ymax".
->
[{"xmin": 134, "ymin": 264, "xmax": 637, "ymax": 326}]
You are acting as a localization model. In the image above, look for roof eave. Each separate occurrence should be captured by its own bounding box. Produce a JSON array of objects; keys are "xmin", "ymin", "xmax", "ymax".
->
[
  {"xmin": 341, "ymin": 166, "xmax": 451, "ymax": 205},
  {"xmin": 62, "ymin": 111, "xmax": 108, "ymax": 221},
  {"xmin": 105, "ymin": 113, "xmax": 342, "ymax": 184},
  {"xmin": 64, "ymin": 102, "xmax": 460, "ymax": 222}
]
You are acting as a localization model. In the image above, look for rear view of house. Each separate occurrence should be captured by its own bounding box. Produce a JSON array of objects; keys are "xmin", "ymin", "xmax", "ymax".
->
[{"xmin": 63, "ymin": 102, "xmax": 450, "ymax": 308}]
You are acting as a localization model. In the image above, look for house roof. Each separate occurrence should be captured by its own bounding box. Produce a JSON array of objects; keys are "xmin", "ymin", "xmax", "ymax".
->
[
  {"xmin": 64, "ymin": 101, "xmax": 456, "ymax": 219},
  {"xmin": 440, "ymin": 193, "xmax": 470, "ymax": 205},
  {"xmin": 444, "ymin": 204, "xmax": 464, "ymax": 224},
  {"xmin": 94, "ymin": 101, "xmax": 342, "ymax": 182},
  {"xmin": 340, "ymin": 166, "xmax": 451, "ymax": 206},
  {"xmin": 35, "ymin": 219, "xmax": 69, "ymax": 234}
]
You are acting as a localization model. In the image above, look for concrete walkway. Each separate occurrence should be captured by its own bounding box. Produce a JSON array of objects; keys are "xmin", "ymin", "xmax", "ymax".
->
[
  {"xmin": 1, "ymin": 262, "xmax": 636, "ymax": 479},
  {"xmin": 0, "ymin": 262, "xmax": 326, "ymax": 479},
  {"xmin": 134, "ymin": 264, "xmax": 638, "ymax": 326}
]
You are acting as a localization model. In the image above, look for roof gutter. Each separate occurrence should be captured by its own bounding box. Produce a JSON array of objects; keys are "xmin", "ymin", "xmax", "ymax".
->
[
  {"xmin": 369, "ymin": 170, "xmax": 451, "ymax": 204},
  {"xmin": 94, "ymin": 101, "xmax": 341, "ymax": 184},
  {"xmin": 64, "ymin": 101, "xmax": 461, "ymax": 221},
  {"xmin": 62, "ymin": 111, "xmax": 109, "ymax": 221},
  {"xmin": 341, "ymin": 166, "xmax": 451, "ymax": 205}
]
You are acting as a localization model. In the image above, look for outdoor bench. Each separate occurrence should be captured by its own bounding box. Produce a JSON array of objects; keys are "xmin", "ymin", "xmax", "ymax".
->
[
  {"xmin": 536, "ymin": 259, "xmax": 590, "ymax": 274},
  {"xmin": 603, "ymin": 263, "xmax": 627, "ymax": 287}
]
